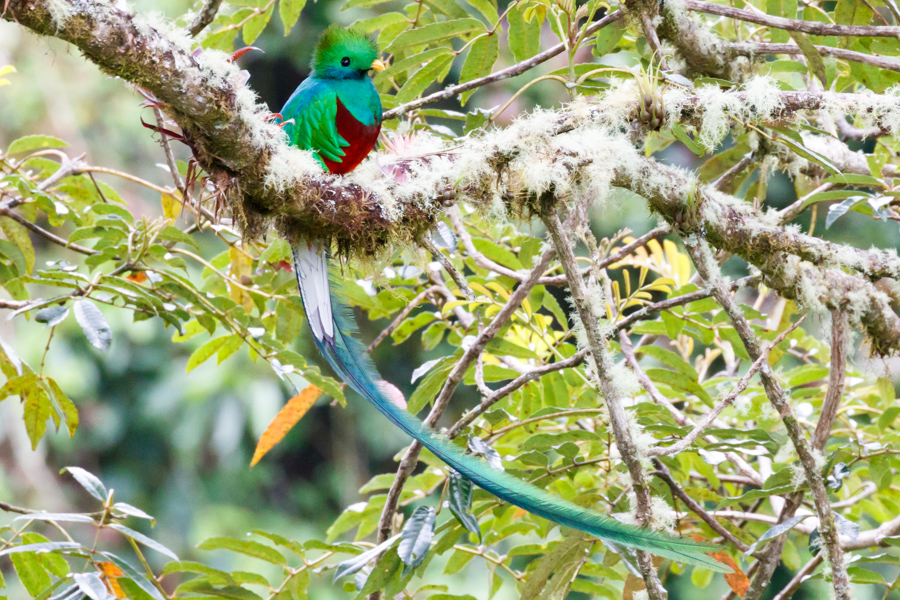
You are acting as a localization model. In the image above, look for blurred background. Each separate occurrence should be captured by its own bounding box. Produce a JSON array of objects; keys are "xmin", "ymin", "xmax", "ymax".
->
[{"xmin": 0, "ymin": 1, "xmax": 895, "ymax": 598}]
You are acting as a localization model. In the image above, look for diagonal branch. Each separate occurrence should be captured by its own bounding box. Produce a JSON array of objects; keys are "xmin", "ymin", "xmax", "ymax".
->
[
  {"xmin": 189, "ymin": 0, "xmax": 224, "ymax": 36},
  {"xmin": 382, "ymin": 10, "xmax": 624, "ymax": 120},
  {"xmin": 684, "ymin": 237, "xmax": 850, "ymax": 600},
  {"xmin": 543, "ymin": 208, "xmax": 667, "ymax": 600}
]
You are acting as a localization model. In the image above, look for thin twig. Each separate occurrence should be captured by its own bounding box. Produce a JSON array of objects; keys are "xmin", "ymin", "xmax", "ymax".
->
[
  {"xmin": 0, "ymin": 501, "xmax": 38, "ymax": 514},
  {"xmin": 686, "ymin": 0, "xmax": 900, "ymax": 37},
  {"xmin": 0, "ymin": 208, "xmax": 97, "ymax": 256},
  {"xmin": 367, "ymin": 286, "xmax": 441, "ymax": 352},
  {"xmin": 189, "ymin": 0, "xmax": 223, "ymax": 36},
  {"xmin": 836, "ymin": 117, "xmax": 886, "ymax": 140},
  {"xmin": 812, "ymin": 310, "xmax": 847, "ymax": 452},
  {"xmin": 644, "ymin": 316, "xmax": 804, "ymax": 457},
  {"xmin": 731, "ymin": 41, "xmax": 900, "ymax": 73},
  {"xmin": 420, "ymin": 236, "xmax": 474, "ymax": 300},
  {"xmin": 777, "ymin": 182, "xmax": 833, "ymax": 224},
  {"xmin": 684, "ymin": 237, "xmax": 850, "ymax": 600},
  {"xmin": 374, "ymin": 240, "xmax": 557, "ymax": 545},
  {"xmin": 153, "ymin": 106, "xmax": 186, "ymax": 195},
  {"xmin": 382, "ymin": 10, "xmax": 624, "ymax": 119},
  {"xmin": 651, "ymin": 460, "xmax": 749, "ymax": 551},
  {"xmin": 771, "ymin": 554, "xmax": 823, "ymax": 600},
  {"xmin": 712, "ymin": 151, "xmax": 754, "ymax": 191},
  {"xmin": 543, "ymin": 207, "xmax": 666, "ymax": 600}
]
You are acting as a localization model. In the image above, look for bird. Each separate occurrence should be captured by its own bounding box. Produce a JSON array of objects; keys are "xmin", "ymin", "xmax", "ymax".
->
[{"xmin": 280, "ymin": 25, "xmax": 727, "ymax": 572}]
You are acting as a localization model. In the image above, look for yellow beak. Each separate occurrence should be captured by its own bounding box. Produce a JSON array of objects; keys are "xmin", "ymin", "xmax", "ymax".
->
[{"xmin": 370, "ymin": 59, "xmax": 386, "ymax": 72}]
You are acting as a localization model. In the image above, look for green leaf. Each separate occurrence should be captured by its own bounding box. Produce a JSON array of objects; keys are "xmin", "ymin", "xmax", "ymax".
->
[
  {"xmin": 101, "ymin": 553, "xmax": 166, "ymax": 600},
  {"xmin": 398, "ymin": 506, "xmax": 436, "ymax": 572},
  {"xmin": 484, "ymin": 337, "xmax": 540, "ymax": 359},
  {"xmin": 447, "ymin": 470, "xmax": 481, "ymax": 540},
  {"xmin": 672, "ymin": 124, "xmax": 705, "ymax": 156},
  {"xmin": 386, "ymin": 18, "xmax": 486, "ymax": 52},
  {"xmin": 395, "ymin": 54, "xmax": 456, "ymax": 104},
  {"xmin": 0, "ymin": 217, "xmax": 35, "ymax": 274},
  {"xmin": 472, "ymin": 238, "xmax": 523, "ymax": 269},
  {"xmin": 23, "ymin": 386, "xmax": 52, "ymax": 449},
  {"xmin": 45, "ymin": 377, "xmax": 78, "ymax": 437},
  {"xmin": 593, "ymin": 21, "xmax": 625, "ymax": 56},
  {"xmin": 507, "ymin": 5, "xmax": 540, "ymax": 62},
  {"xmin": 357, "ymin": 548, "xmax": 402, "ymax": 598},
  {"xmin": 766, "ymin": 0, "xmax": 796, "ymax": 42},
  {"xmin": 462, "ymin": 0, "xmax": 498, "ymax": 25},
  {"xmin": 459, "ymin": 34, "xmax": 499, "ymax": 104},
  {"xmin": 743, "ymin": 515, "xmax": 813, "ymax": 557},
  {"xmin": 186, "ymin": 336, "xmax": 232, "ymax": 372},
  {"xmin": 107, "ymin": 524, "xmax": 179, "ymax": 561},
  {"xmin": 73, "ymin": 300, "xmax": 111, "ymax": 353},
  {"xmin": 74, "ymin": 573, "xmax": 109, "ymax": 600},
  {"xmin": 243, "ymin": 4, "xmax": 274, "ymax": 44},
  {"xmin": 333, "ymin": 535, "xmax": 400, "ymax": 581},
  {"xmin": 196, "ymin": 537, "xmax": 287, "ymax": 565},
  {"xmin": 216, "ymin": 335, "xmax": 243, "ymax": 364},
  {"xmin": 62, "ymin": 466, "xmax": 108, "ymax": 502},
  {"xmin": 0, "ymin": 373, "xmax": 37, "ymax": 402},
  {"xmin": 34, "ymin": 305, "xmax": 69, "ymax": 327},
  {"xmin": 343, "ymin": 0, "xmax": 397, "ymax": 8},
  {"xmin": 7, "ymin": 135, "xmax": 68, "ymax": 155},
  {"xmin": 10, "ymin": 552, "xmax": 51, "ymax": 597},
  {"xmin": 112, "ymin": 502, "xmax": 155, "ymax": 523},
  {"xmin": 0, "ymin": 541, "xmax": 83, "ymax": 557},
  {"xmin": 787, "ymin": 31, "xmax": 827, "ymax": 87},
  {"xmin": 279, "ymin": 0, "xmax": 306, "ymax": 34},
  {"xmin": 408, "ymin": 357, "xmax": 456, "ymax": 413}
]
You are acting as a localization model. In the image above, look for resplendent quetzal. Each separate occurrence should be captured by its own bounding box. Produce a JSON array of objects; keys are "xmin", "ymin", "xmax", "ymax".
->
[{"xmin": 281, "ymin": 25, "xmax": 725, "ymax": 571}]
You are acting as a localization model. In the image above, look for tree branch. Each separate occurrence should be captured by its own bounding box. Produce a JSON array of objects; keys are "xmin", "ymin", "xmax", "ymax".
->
[
  {"xmin": 684, "ymin": 238, "xmax": 850, "ymax": 600},
  {"xmin": 644, "ymin": 317, "xmax": 804, "ymax": 458},
  {"xmin": 652, "ymin": 460, "xmax": 749, "ymax": 551},
  {"xmin": 685, "ymin": 0, "xmax": 900, "ymax": 37},
  {"xmin": 543, "ymin": 208, "xmax": 667, "ymax": 600},
  {"xmin": 731, "ymin": 41, "xmax": 900, "ymax": 73},
  {"xmin": 189, "ymin": 0, "xmax": 223, "ymax": 37},
  {"xmin": 812, "ymin": 311, "xmax": 847, "ymax": 452},
  {"xmin": 374, "ymin": 239, "xmax": 557, "ymax": 546},
  {"xmin": 382, "ymin": 10, "xmax": 624, "ymax": 120}
]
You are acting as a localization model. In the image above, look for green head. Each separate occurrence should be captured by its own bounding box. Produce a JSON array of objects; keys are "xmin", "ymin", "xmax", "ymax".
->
[{"xmin": 311, "ymin": 26, "xmax": 384, "ymax": 80}]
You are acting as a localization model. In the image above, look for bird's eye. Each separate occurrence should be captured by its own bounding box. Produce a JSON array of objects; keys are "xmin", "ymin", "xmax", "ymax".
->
[{"xmin": 340, "ymin": 57, "xmax": 351, "ymax": 67}]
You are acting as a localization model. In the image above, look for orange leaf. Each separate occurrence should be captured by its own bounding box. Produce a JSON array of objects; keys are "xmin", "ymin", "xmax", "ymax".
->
[
  {"xmin": 712, "ymin": 552, "xmax": 749, "ymax": 598},
  {"xmin": 251, "ymin": 385, "xmax": 323, "ymax": 467},
  {"xmin": 97, "ymin": 562, "xmax": 126, "ymax": 598}
]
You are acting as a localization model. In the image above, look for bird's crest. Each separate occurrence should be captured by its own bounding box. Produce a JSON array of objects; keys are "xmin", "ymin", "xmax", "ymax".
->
[{"xmin": 311, "ymin": 25, "xmax": 380, "ymax": 79}]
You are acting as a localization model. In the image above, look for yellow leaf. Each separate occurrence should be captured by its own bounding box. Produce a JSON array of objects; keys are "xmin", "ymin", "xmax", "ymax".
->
[
  {"xmin": 97, "ymin": 562, "xmax": 126, "ymax": 598},
  {"xmin": 251, "ymin": 385, "xmax": 323, "ymax": 467},
  {"xmin": 0, "ymin": 65, "xmax": 14, "ymax": 86},
  {"xmin": 718, "ymin": 553, "xmax": 749, "ymax": 597},
  {"xmin": 468, "ymin": 282, "xmax": 493, "ymax": 298},
  {"xmin": 228, "ymin": 246, "xmax": 254, "ymax": 313},
  {"xmin": 161, "ymin": 191, "xmax": 182, "ymax": 220},
  {"xmin": 485, "ymin": 282, "xmax": 510, "ymax": 300}
]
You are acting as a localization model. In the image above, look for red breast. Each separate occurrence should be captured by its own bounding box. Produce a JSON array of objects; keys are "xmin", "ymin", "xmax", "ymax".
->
[{"xmin": 323, "ymin": 98, "xmax": 381, "ymax": 175}]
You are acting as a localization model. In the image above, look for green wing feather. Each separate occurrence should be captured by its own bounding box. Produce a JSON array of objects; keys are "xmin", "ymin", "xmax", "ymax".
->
[
  {"xmin": 292, "ymin": 246, "xmax": 731, "ymax": 573},
  {"xmin": 281, "ymin": 80, "xmax": 348, "ymax": 164}
]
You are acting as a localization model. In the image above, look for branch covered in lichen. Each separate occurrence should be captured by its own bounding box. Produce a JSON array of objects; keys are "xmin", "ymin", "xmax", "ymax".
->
[{"xmin": 7, "ymin": 0, "xmax": 900, "ymax": 356}]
